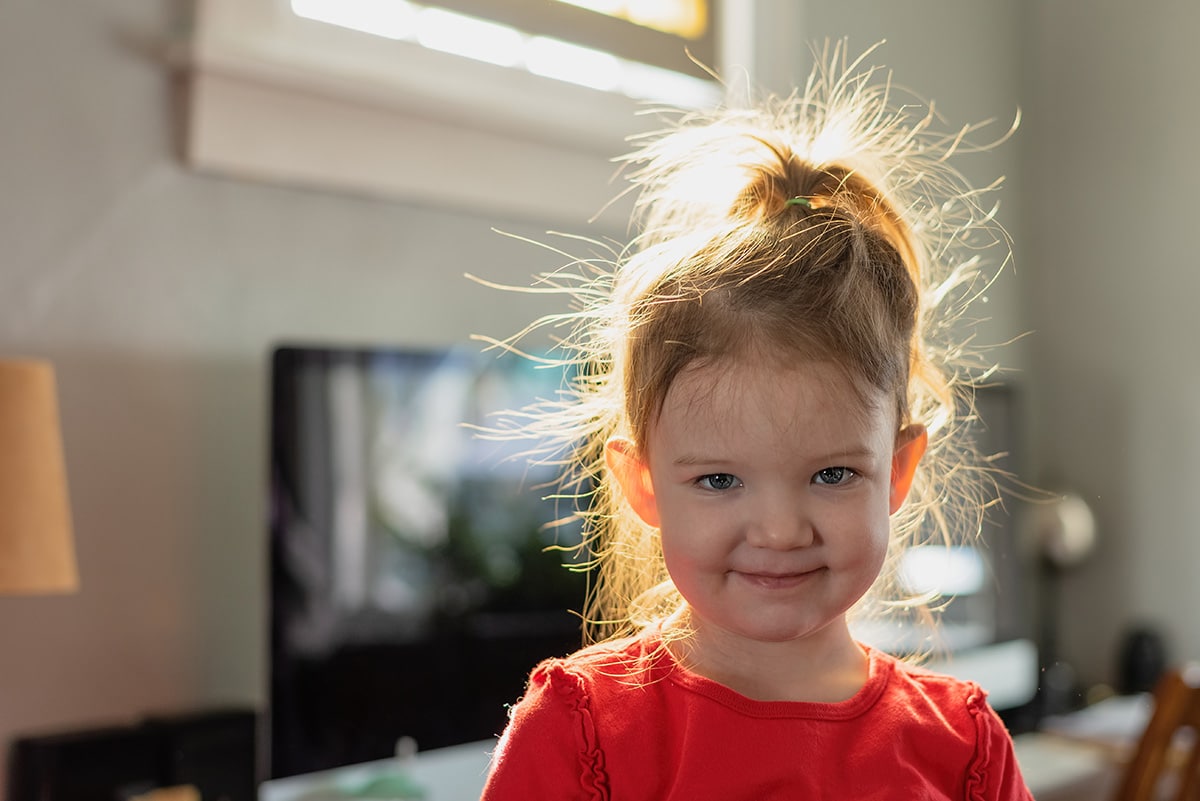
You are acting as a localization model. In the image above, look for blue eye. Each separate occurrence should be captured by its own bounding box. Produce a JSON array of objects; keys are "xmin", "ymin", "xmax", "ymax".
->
[
  {"xmin": 813, "ymin": 467, "xmax": 854, "ymax": 485},
  {"xmin": 698, "ymin": 473, "xmax": 740, "ymax": 491}
]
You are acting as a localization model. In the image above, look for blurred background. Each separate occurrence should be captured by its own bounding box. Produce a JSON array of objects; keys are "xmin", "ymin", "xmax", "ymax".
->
[{"xmin": 3, "ymin": 0, "xmax": 1199, "ymax": 793}]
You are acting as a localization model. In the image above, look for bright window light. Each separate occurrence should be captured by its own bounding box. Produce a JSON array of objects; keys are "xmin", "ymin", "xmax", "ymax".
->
[
  {"xmin": 557, "ymin": 0, "xmax": 623, "ymax": 14},
  {"xmin": 417, "ymin": 7, "xmax": 523, "ymax": 67},
  {"xmin": 620, "ymin": 59, "xmax": 715, "ymax": 107},
  {"xmin": 555, "ymin": 0, "xmax": 707, "ymax": 39},
  {"xmin": 289, "ymin": 0, "xmax": 719, "ymax": 107},
  {"xmin": 291, "ymin": 0, "xmax": 418, "ymax": 41},
  {"xmin": 526, "ymin": 36, "xmax": 621, "ymax": 93},
  {"xmin": 899, "ymin": 545, "xmax": 987, "ymax": 597}
]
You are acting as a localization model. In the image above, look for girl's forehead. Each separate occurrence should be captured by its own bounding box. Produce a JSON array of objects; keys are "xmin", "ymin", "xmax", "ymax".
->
[
  {"xmin": 671, "ymin": 356, "xmax": 873, "ymax": 401},
  {"xmin": 659, "ymin": 357, "xmax": 891, "ymax": 432}
]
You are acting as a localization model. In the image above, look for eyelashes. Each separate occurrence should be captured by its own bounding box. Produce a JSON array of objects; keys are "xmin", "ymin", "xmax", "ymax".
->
[
  {"xmin": 696, "ymin": 473, "xmax": 740, "ymax": 491},
  {"xmin": 813, "ymin": 467, "xmax": 856, "ymax": 486},
  {"xmin": 694, "ymin": 467, "xmax": 858, "ymax": 491}
]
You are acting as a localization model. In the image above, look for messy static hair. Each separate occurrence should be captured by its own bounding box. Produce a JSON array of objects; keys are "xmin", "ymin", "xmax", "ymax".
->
[{"xmin": 479, "ymin": 44, "xmax": 1014, "ymax": 648}]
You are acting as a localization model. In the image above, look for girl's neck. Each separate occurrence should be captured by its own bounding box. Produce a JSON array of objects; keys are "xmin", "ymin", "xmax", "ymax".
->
[{"xmin": 667, "ymin": 616, "xmax": 869, "ymax": 703}]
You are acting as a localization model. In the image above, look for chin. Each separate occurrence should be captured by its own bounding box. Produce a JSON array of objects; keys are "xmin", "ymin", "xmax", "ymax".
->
[
  {"xmin": 728, "ymin": 617, "xmax": 836, "ymax": 644},
  {"xmin": 753, "ymin": 610, "xmax": 856, "ymax": 644}
]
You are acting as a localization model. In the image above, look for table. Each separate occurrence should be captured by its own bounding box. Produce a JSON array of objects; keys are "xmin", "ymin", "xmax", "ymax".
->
[
  {"xmin": 262, "ymin": 695, "xmax": 1150, "ymax": 801},
  {"xmin": 259, "ymin": 741, "xmax": 493, "ymax": 801}
]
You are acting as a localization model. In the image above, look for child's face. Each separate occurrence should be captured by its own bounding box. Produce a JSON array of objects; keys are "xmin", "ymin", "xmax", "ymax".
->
[{"xmin": 641, "ymin": 358, "xmax": 902, "ymax": 647}]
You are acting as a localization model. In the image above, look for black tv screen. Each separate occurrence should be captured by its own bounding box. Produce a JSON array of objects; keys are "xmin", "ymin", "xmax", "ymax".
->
[{"xmin": 267, "ymin": 344, "xmax": 588, "ymax": 778}]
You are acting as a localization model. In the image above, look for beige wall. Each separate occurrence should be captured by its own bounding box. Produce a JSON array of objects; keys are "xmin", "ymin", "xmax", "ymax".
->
[{"xmin": 0, "ymin": 0, "xmax": 599, "ymax": 785}]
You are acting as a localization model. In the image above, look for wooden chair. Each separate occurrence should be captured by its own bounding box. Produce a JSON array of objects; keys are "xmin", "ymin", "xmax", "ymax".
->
[{"xmin": 1113, "ymin": 663, "xmax": 1200, "ymax": 801}]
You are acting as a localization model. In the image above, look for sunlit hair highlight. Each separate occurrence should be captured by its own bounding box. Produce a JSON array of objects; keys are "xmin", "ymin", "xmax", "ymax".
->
[{"xmin": 475, "ymin": 43, "xmax": 1014, "ymax": 650}]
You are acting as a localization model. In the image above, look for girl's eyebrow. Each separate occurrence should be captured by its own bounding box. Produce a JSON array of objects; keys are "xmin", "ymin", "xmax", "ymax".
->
[
  {"xmin": 671, "ymin": 446, "xmax": 879, "ymax": 467},
  {"xmin": 671, "ymin": 453, "xmax": 728, "ymax": 467},
  {"xmin": 817, "ymin": 447, "xmax": 879, "ymax": 462}
]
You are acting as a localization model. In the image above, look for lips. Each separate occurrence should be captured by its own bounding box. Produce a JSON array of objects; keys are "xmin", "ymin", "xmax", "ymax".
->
[{"xmin": 733, "ymin": 567, "xmax": 826, "ymax": 589}]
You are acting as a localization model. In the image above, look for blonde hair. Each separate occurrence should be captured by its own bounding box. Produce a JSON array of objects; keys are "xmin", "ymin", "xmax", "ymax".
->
[{"xmin": 480, "ymin": 45, "xmax": 1013, "ymax": 648}]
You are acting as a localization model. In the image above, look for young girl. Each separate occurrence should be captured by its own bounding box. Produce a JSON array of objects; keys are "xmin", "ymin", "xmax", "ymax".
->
[{"xmin": 479, "ymin": 49, "xmax": 1031, "ymax": 800}]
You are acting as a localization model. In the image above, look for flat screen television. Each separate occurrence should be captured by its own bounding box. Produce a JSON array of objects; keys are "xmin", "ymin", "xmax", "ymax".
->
[{"xmin": 267, "ymin": 344, "xmax": 588, "ymax": 779}]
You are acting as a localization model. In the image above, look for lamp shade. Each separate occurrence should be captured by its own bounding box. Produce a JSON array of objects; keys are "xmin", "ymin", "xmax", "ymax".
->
[{"xmin": 0, "ymin": 359, "xmax": 78, "ymax": 593}]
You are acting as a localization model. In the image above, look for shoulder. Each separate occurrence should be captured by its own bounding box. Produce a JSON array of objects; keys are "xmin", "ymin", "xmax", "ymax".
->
[
  {"xmin": 870, "ymin": 648, "xmax": 999, "ymax": 736},
  {"xmin": 529, "ymin": 633, "xmax": 660, "ymax": 688},
  {"xmin": 480, "ymin": 634, "xmax": 664, "ymax": 801},
  {"xmin": 876, "ymin": 649, "xmax": 990, "ymax": 709},
  {"xmin": 869, "ymin": 649, "xmax": 1032, "ymax": 800},
  {"xmin": 518, "ymin": 633, "xmax": 677, "ymax": 741}
]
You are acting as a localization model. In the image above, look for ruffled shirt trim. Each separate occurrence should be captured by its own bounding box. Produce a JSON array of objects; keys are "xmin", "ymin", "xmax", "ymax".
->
[
  {"xmin": 965, "ymin": 683, "xmax": 996, "ymax": 801},
  {"xmin": 537, "ymin": 660, "xmax": 611, "ymax": 800}
]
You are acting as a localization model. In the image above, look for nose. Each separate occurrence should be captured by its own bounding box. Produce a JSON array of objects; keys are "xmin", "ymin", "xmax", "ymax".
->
[{"xmin": 744, "ymin": 490, "xmax": 815, "ymax": 550}]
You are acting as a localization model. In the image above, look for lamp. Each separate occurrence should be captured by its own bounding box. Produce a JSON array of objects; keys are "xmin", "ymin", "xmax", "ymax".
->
[
  {"xmin": 1033, "ymin": 492, "xmax": 1096, "ymax": 714},
  {"xmin": 0, "ymin": 358, "xmax": 78, "ymax": 594}
]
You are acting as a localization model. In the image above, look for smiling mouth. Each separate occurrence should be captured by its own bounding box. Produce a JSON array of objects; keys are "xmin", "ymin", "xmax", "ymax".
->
[{"xmin": 733, "ymin": 568, "xmax": 825, "ymax": 590}]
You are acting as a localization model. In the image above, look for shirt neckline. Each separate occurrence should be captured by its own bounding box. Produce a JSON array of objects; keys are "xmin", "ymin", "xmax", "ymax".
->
[{"xmin": 650, "ymin": 638, "xmax": 895, "ymax": 720}]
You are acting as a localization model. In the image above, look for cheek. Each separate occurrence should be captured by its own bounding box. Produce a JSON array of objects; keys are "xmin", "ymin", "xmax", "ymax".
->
[
  {"xmin": 825, "ymin": 503, "xmax": 891, "ymax": 566},
  {"xmin": 863, "ymin": 522, "xmax": 891, "ymax": 571},
  {"xmin": 865, "ymin": 521, "xmax": 893, "ymax": 579},
  {"xmin": 658, "ymin": 522, "xmax": 703, "ymax": 570},
  {"xmin": 658, "ymin": 532, "xmax": 700, "ymax": 600},
  {"xmin": 657, "ymin": 506, "xmax": 731, "ymax": 572}
]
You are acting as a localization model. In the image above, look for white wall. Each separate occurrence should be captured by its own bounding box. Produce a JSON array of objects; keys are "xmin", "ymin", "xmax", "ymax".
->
[{"xmin": 1021, "ymin": 0, "xmax": 1200, "ymax": 686}]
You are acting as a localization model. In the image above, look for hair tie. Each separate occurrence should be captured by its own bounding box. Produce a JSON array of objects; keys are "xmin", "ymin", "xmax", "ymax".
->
[{"xmin": 785, "ymin": 196, "xmax": 813, "ymax": 208}]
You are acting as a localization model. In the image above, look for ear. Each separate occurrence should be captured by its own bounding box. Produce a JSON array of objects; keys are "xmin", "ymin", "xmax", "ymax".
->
[
  {"xmin": 889, "ymin": 424, "xmax": 928, "ymax": 515},
  {"xmin": 605, "ymin": 437, "xmax": 660, "ymax": 527}
]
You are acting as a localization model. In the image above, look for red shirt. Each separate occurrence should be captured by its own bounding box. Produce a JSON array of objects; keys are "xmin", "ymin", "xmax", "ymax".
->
[{"xmin": 482, "ymin": 634, "xmax": 1033, "ymax": 800}]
